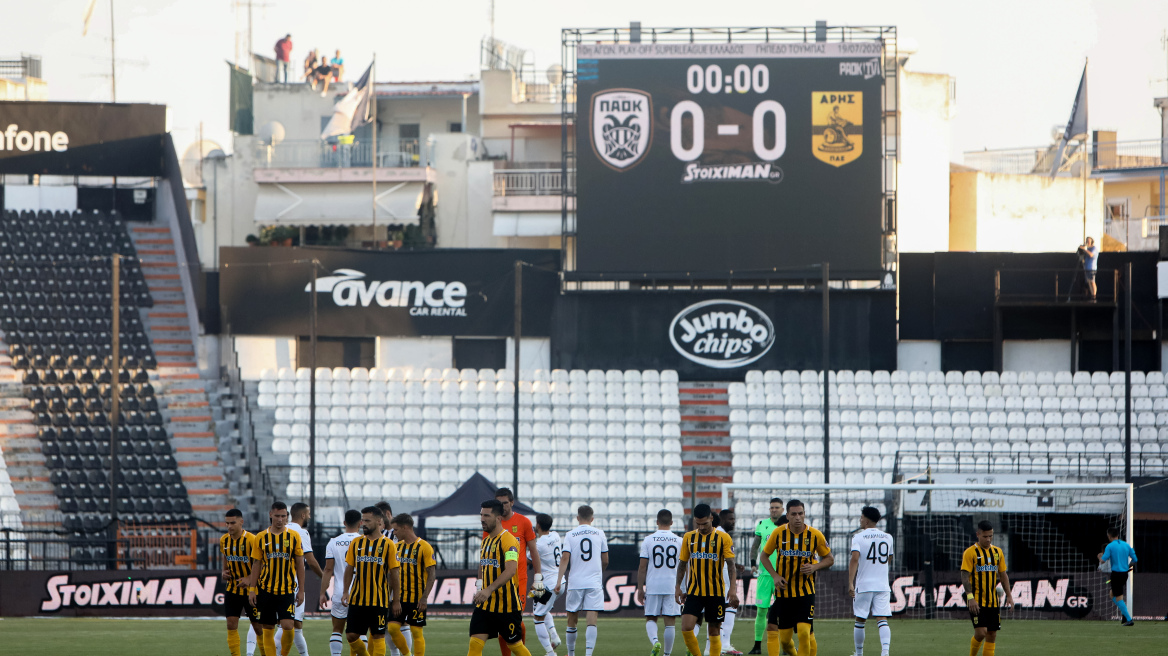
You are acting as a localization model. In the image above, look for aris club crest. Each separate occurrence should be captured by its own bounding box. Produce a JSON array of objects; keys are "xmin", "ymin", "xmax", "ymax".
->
[
  {"xmin": 812, "ymin": 91, "xmax": 863, "ymax": 167},
  {"xmin": 591, "ymin": 89, "xmax": 652, "ymax": 170}
]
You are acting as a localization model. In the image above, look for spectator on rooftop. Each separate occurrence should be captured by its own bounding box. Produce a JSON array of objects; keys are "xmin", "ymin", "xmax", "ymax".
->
[
  {"xmin": 330, "ymin": 49, "xmax": 345, "ymax": 81},
  {"xmin": 274, "ymin": 34, "xmax": 292, "ymax": 83},
  {"xmin": 303, "ymin": 48, "xmax": 319, "ymax": 81},
  {"xmin": 311, "ymin": 56, "xmax": 335, "ymax": 97}
]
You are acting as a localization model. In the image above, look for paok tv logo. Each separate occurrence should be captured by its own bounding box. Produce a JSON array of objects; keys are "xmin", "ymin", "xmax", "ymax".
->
[
  {"xmin": 669, "ymin": 300, "xmax": 775, "ymax": 369},
  {"xmin": 591, "ymin": 89, "xmax": 652, "ymax": 170},
  {"xmin": 306, "ymin": 269, "xmax": 468, "ymax": 317}
]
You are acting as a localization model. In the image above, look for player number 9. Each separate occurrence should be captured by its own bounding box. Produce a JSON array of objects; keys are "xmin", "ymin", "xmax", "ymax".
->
[{"xmin": 580, "ymin": 538, "xmax": 593, "ymax": 561}]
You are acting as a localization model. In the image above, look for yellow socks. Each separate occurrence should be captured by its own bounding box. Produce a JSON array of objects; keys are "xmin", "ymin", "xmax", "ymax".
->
[
  {"xmin": 711, "ymin": 635, "xmax": 722, "ymax": 656},
  {"xmin": 280, "ymin": 628, "xmax": 294, "ymax": 656},
  {"xmin": 350, "ymin": 638, "xmax": 371, "ymax": 656},
  {"xmin": 796, "ymin": 624, "xmax": 812, "ymax": 656},
  {"xmin": 766, "ymin": 630, "xmax": 781, "ymax": 656},
  {"xmin": 683, "ymin": 630, "xmax": 702, "ymax": 656},
  {"xmin": 256, "ymin": 630, "xmax": 267, "ymax": 656},
  {"xmin": 263, "ymin": 627, "xmax": 278, "ymax": 656},
  {"xmin": 507, "ymin": 639, "xmax": 534, "ymax": 656},
  {"xmin": 410, "ymin": 627, "xmax": 426, "ymax": 656},
  {"xmin": 778, "ymin": 628, "xmax": 798, "ymax": 656},
  {"xmin": 468, "ymin": 637, "xmax": 486, "ymax": 656},
  {"xmin": 983, "ymin": 642, "xmax": 995, "ymax": 656},
  {"xmin": 387, "ymin": 627, "xmax": 410, "ymax": 656},
  {"xmin": 369, "ymin": 637, "xmax": 386, "ymax": 656},
  {"xmin": 969, "ymin": 637, "xmax": 983, "ymax": 656},
  {"xmin": 807, "ymin": 631, "xmax": 817, "ymax": 656},
  {"xmin": 228, "ymin": 629, "xmax": 242, "ymax": 656}
]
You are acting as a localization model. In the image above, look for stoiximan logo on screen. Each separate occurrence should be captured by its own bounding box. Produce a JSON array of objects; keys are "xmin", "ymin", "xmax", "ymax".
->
[
  {"xmin": 669, "ymin": 300, "xmax": 775, "ymax": 369},
  {"xmin": 591, "ymin": 89, "xmax": 652, "ymax": 170}
]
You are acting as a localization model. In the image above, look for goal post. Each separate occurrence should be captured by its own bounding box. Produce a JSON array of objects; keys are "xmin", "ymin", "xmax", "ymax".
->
[{"xmin": 721, "ymin": 482, "xmax": 1133, "ymax": 621}]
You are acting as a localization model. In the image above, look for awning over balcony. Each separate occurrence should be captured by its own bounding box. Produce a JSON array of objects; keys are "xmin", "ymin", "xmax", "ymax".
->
[
  {"xmin": 254, "ymin": 181, "xmax": 424, "ymax": 226},
  {"xmin": 492, "ymin": 212, "xmax": 572, "ymax": 237}
]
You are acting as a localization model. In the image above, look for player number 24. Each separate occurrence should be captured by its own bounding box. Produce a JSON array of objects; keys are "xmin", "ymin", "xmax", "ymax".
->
[{"xmin": 865, "ymin": 541, "xmax": 890, "ymax": 565}]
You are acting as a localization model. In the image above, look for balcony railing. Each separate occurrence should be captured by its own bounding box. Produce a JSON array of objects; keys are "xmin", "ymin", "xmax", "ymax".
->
[
  {"xmin": 963, "ymin": 139, "xmax": 1168, "ymax": 175},
  {"xmin": 255, "ymin": 139, "xmax": 423, "ymax": 169},
  {"xmin": 493, "ymin": 168, "xmax": 575, "ymax": 196}
]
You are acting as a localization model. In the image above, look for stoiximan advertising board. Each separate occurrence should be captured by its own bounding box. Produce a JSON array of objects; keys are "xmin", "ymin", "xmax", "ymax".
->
[{"xmin": 575, "ymin": 40, "xmax": 885, "ymax": 277}]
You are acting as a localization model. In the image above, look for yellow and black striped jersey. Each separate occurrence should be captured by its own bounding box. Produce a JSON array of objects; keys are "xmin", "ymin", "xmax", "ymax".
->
[
  {"xmin": 961, "ymin": 544, "xmax": 1006, "ymax": 609},
  {"xmin": 345, "ymin": 535, "xmax": 398, "ymax": 608},
  {"xmin": 679, "ymin": 529, "xmax": 734, "ymax": 597},
  {"xmin": 478, "ymin": 530, "xmax": 521, "ymax": 612},
  {"xmin": 251, "ymin": 528, "xmax": 304, "ymax": 595},
  {"xmin": 762, "ymin": 525, "xmax": 830, "ymax": 598},
  {"xmin": 220, "ymin": 531, "xmax": 256, "ymax": 595},
  {"xmin": 396, "ymin": 538, "xmax": 436, "ymax": 604}
]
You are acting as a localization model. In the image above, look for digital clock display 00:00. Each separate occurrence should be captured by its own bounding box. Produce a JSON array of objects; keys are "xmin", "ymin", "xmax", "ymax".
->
[{"xmin": 672, "ymin": 63, "xmax": 785, "ymax": 163}]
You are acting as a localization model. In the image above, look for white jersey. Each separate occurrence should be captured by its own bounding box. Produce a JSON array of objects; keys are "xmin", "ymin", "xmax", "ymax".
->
[
  {"xmin": 639, "ymin": 530, "xmax": 682, "ymax": 595},
  {"xmin": 536, "ymin": 531, "xmax": 565, "ymax": 587},
  {"xmin": 850, "ymin": 528, "xmax": 893, "ymax": 593},
  {"xmin": 288, "ymin": 522, "xmax": 313, "ymax": 553},
  {"xmin": 562, "ymin": 524, "xmax": 608, "ymax": 590},
  {"xmin": 325, "ymin": 531, "xmax": 361, "ymax": 597}
]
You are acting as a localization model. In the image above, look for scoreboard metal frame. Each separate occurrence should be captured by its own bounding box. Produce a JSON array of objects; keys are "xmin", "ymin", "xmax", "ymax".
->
[{"xmin": 560, "ymin": 25, "xmax": 899, "ymax": 289}]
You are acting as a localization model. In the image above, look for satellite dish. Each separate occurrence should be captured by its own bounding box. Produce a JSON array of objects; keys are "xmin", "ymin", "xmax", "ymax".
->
[
  {"xmin": 257, "ymin": 120, "xmax": 286, "ymax": 147},
  {"xmin": 546, "ymin": 64, "xmax": 564, "ymax": 85},
  {"xmin": 180, "ymin": 139, "xmax": 223, "ymax": 187}
]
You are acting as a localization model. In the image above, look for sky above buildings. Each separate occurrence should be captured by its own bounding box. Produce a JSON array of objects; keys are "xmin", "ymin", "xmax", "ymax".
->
[{"xmin": 7, "ymin": 0, "xmax": 1168, "ymax": 161}]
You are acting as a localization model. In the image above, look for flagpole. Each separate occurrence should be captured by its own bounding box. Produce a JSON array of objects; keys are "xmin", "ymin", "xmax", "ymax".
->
[
  {"xmin": 1082, "ymin": 57, "xmax": 1088, "ymax": 243},
  {"xmin": 371, "ymin": 53, "xmax": 378, "ymax": 247}
]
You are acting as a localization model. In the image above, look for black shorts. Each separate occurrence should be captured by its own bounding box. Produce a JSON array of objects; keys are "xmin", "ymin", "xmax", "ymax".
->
[
  {"xmin": 224, "ymin": 590, "xmax": 259, "ymax": 620},
  {"xmin": 767, "ymin": 595, "xmax": 815, "ymax": 630},
  {"xmin": 256, "ymin": 590, "xmax": 296, "ymax": 625},
  {"xmin": 682, "ymin": 595, "xmax": 725, "ymax": 625},
  {"xmin": 1110, "ymin": 571, "xmax": 1129, "ymax": 598},
  {"xmin": 969, "ymin": 606, "xmax": 1001, "ymax": 631},
  {"xmin": 392, "ymin": 601, "xmax": 427, "ymax": 627},
  {"xmin": 469, "ymin": 607, "xmax": 523, "ymax": 643},
  {"xmin": 347, "ymin": 605, "xmax": 389, "ymax": 636}
]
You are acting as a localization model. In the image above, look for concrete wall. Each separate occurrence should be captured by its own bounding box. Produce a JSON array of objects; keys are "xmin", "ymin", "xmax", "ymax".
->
[
  {"xmin": 948, "ymin": 171, "xmax": 1105, "ymax": 252},
  {"xmin": 897, "ymin": 341, "xmax": 942, "ymax": 371},
  {"xmin": 1104, "ymin": 179, "xmax": 1159, "ymax": 220},
  {"xmin": 506, "ymin": 337, "xmax": 551, "ymax": 371},
  {"xmin": 379, "ymin": 96, "xmax": 480, "ymax": 142},
  {"xmin": 377, "ymin": 337, "xmax": 453, "ymax": 369},
  {"xmin": 1003, "ymin": 340, "xmax": 1072, "ymax": 372},
  {"xmin": 253, "ymin": 82, "xmax": 341, "ymax": 140},
  {"xmin": 235, "ymin": 336, "xmax": 297, "ymax": 380},
  {"xmin": 898, "ymin": 70, "xmax": 955, "ymax": 253},
  {"xmin": 949, "ymin": 171, "xmax": 978, "ymax": 250}
]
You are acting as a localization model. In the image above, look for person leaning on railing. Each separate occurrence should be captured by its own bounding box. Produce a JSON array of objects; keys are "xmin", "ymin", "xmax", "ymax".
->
[{"xmin": 1077, "ymin": 237, "xmax": 1099, "ymax": 301}]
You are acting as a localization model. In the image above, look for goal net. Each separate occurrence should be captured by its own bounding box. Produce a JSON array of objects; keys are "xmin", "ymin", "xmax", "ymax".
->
[{"xmin": 722, "ymin": 479, "xmax": 1132, "ymax": 622}]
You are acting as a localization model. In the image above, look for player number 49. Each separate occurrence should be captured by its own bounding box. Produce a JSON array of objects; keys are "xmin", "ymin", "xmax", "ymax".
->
[{"xmin": 865, "ymin": 541, "xmax": 890, "ymax": 564}]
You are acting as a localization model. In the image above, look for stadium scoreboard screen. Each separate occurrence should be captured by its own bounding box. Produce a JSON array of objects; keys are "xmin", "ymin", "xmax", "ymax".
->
[{"xmin": 575, "ymin": 40, "xmax": 885, "ymax": 276}]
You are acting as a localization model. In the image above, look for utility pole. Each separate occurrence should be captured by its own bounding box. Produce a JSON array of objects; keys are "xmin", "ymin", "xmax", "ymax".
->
[
  {"xmin": 109, "ymin": 0, "xmax": 116, "ymax": 102},
  {"xmin": 512, "ymin": 260, "xmax": 522, "ymax": 496},
  {"xmin": 308, "ymin": 263, "xmax": 318, "ymax": 531},
  {"xmin": 821, "ymin": 262, "xmax": 831, "ymax": 543},
  {"xmin": 109, "ymin": 253, "xmax": 121, "ymax": 567},
  {"xmin": 371, "ymin": 54, "xmax": 378, "ymax": 243}
]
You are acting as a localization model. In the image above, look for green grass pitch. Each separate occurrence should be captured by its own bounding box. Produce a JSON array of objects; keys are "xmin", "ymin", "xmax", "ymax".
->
[{"xmin": 0, "ymin": 615, "xmax": 1161, "ymax": 655}]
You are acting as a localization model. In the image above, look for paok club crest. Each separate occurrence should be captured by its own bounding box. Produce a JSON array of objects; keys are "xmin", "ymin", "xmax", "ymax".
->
[{"xmin": 591, "ymin": 89, "xmax": 652, "ymax": 170}]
